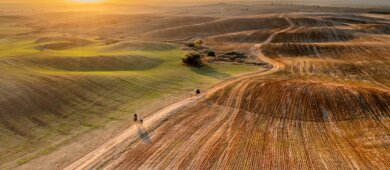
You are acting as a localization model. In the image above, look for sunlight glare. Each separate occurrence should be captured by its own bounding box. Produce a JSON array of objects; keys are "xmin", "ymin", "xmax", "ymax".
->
[{"xmin": 71, "ymin": 0, "xmax": 104, "ymax": 3}]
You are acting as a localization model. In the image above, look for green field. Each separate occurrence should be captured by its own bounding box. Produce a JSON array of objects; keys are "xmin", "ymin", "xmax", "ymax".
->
[{"xmin": 0, "ymin": 31, "xmax": 260, "ymax": 166}]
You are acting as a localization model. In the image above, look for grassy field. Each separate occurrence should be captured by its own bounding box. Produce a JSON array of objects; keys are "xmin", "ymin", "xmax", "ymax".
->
[{"xmin": 0, "ymin": 28, "xmax": 260, "ymax": 167}]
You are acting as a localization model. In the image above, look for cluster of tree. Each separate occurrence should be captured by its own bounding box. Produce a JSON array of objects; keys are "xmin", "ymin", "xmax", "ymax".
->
[
  {"xmin": 270, "ymin": 3, "xmax": 321, "ymax": 8},
  {"xmin": 222, "ymin": 52, "xmax": 247, "ymax": 60},
  {"xmin": 182, "ymin": 52, "xmax": 203, "ymax": 67},
  {"xmin": 369, "ymin": 11, "xmax": 390, "ymax": 15},
  {"xmin": 183, "ymin": 39, "xmax": 219, "ymax": 67}
]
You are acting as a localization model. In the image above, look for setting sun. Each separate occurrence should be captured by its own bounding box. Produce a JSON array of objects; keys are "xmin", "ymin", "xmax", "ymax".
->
[{"xmin": 71, "ymin": 0, "xmax": 104, "ymax": 3}]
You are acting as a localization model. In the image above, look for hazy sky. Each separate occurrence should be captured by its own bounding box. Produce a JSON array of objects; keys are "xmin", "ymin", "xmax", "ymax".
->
[{"xmin": 0, "ymin": 0, "xmax": 388, "ymax": 7}]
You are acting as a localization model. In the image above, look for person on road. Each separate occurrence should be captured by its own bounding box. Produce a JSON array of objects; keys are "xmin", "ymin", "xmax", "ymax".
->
[
  {"xmin": 196, "ymin": 89, "xmax": 201, "ymax": 95},
  {"xmin": 134, "ymin": 114, "xmax": 138, "ymax": 122},
  {"xmin": 139, "ymin": 115, "xmax": 144, "ymax": 125}
]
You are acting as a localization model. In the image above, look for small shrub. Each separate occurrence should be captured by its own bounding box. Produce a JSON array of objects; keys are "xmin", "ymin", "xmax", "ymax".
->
[
  {"xmin": 226, "ymin": 52, "xmax": 243, "ymax": 56},
  {"xmin": 195, "ymin": 39, "xmax": 204, "ymax": 46},
  {"xmin": 225, "ymin": 51, "xmax": 246, "ymax": 60},
  {"xmin": 182, "ymin": 52, "xmax": 203, "ymax": 67},
  {"xmin": 207, "ymin": 51, "xmax": 216, "ymax": 57},
  {"xmin": 188, "ymin": 43, "xmax": 195, "ymax": 47}
]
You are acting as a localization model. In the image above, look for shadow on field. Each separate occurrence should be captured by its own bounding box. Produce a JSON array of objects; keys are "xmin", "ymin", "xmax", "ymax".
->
[
  {"xmin": 189, "ymin": 65, "xmax": 231, "ymax": 80},
  {"xmin": 137, "ymin": 124, "xmax": 152, "ymax": 144}
]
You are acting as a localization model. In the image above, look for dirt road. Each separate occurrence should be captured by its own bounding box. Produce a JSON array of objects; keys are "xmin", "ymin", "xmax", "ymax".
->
[{"xmin": 65, "ymin": 71, "xmax": 278, "ymax": 169}]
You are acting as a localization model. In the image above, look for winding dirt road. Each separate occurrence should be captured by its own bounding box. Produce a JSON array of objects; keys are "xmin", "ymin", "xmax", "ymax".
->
[{"xmin": 64, "ymin": 69, "xmax": 274, "ymax": 170}]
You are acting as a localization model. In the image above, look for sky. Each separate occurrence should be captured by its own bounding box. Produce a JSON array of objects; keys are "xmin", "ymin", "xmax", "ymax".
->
[{"xmin": 0, "ymin": 0, "xmax": 388, "ymax": 7}]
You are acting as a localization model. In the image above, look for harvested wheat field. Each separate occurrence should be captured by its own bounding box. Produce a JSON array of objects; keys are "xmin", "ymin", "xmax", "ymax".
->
[{"xmin": 0, "ymin": 1, "xmax": 389, "ymax": 170}]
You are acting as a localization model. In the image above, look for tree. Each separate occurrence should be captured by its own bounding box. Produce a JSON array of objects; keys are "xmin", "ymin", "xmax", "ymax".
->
[
  {"xmin": 182, "ymin": 52, "xmax": 203, "ymax": 67},
  {"xmin": 207, "ymin": 51, "xmax": 216, "ymax": 57}
]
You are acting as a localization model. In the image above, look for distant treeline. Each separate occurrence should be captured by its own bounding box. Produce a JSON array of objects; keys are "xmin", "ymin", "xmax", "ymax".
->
[{"xmin": 368, "ymin": 11, "xmax": 390, "ymax": 15}]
